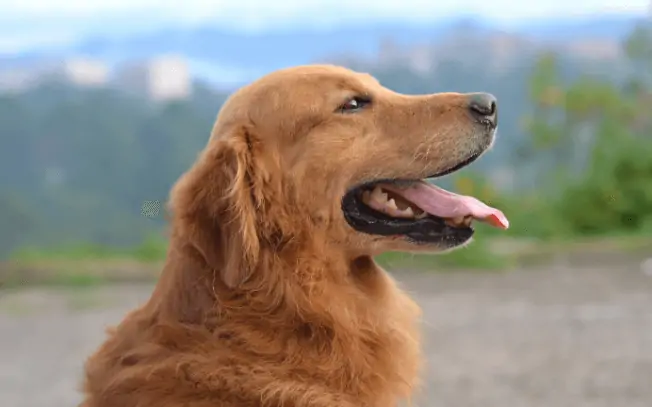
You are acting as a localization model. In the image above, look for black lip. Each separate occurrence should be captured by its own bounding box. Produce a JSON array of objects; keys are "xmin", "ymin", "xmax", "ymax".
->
[
  {"xmin": 341, "ymin": 188, "xmax": 474, "ymax": 246},
  {"xmin": 428, "ymin": 151, "xmax": 482, "ymax": 178}
]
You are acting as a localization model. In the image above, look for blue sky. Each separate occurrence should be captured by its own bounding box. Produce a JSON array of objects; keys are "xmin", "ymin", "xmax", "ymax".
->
[
  {"xmin": 4, "ymin": 0, "xmax": 648, "ymax": 24},
  {"xmin": 0, "ymin": 0, "xmax": 649, "ymax": 53}
]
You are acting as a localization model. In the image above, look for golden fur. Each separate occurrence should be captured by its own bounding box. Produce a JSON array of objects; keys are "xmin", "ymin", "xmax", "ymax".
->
[{"xmin": 80, "ymin": 65, "xmax": 493, "ymax": 407}]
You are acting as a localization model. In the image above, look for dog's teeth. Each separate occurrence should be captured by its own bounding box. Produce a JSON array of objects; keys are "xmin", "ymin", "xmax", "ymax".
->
[
  {"xmin": 401, "ymin": 207, "xmax": 415, "ymax": 218},
  {"xmin": 388, "ymin": 203, "xmax": 415, "ymax": 219},
  {"xmin": 371, "ymin": 186, "xmax": 388, "ymax": 204},
  {"xmin": 445, "ymin": 216, "xmax": 466, "ymax": 228},
  {"xmin": 363, "ymin": 185, "xmax": 421, "ymax": 219},
  {"xmin": 362, "ymin": 190, "xmax": 371, "ymax": 204},
  {"xmin": 444, "ymin": 215, "xmax": 474, "ymax": 228}
]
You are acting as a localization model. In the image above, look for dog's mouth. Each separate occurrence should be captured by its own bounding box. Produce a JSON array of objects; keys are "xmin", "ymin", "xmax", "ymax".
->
[{"xmin": 342, "ymin": 171, "xmax": 509, "ymax": 247}]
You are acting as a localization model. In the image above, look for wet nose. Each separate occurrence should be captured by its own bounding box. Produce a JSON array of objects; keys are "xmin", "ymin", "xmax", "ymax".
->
[{"xmin": 467, "ymin": 93, "xmax": 497, "ymax": 128}]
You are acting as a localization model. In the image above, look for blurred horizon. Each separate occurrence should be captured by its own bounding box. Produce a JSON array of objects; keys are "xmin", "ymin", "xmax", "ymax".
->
[{"xmin": 1, "ymin": 6, "xmax": 650, "ymax": 88}]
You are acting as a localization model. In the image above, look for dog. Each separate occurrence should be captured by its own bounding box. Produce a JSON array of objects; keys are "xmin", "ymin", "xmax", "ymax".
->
[{"xmin": 80, "ymin": 64, "xmax": 507, "ymax": 407}]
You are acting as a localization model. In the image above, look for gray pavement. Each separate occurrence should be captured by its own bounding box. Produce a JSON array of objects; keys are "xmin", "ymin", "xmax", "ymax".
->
[{"xmin": 1, "ymin": 265, "xmax": 651, "ymax": 407}]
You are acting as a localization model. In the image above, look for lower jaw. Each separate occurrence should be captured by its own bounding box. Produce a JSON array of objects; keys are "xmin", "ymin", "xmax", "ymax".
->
[{"xmin": 342, "ymin": 207, "xmax": 474, "ymax": 247}]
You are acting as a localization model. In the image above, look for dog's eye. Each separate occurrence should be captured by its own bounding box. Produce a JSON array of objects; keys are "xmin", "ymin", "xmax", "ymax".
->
[{"xmin": 338, "ymin": 96, "xmax": 371, "ymax": 113}]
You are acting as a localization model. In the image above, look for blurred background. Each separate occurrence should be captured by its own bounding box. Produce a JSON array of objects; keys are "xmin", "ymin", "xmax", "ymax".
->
[{"xmin": 1, "ymin": 1, "xmax": 652, "ymax": 407}]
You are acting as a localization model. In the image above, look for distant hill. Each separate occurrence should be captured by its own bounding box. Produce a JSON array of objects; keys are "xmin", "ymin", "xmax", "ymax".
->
[{"xmin": 1, "ymin": 14, "xmax": 645, "ymax": 87}]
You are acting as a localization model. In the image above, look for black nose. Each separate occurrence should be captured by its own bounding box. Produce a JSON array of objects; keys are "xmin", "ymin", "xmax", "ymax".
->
[{"xmin": 467, "ymin": 93, "xmax": 497, "ymax": 128}]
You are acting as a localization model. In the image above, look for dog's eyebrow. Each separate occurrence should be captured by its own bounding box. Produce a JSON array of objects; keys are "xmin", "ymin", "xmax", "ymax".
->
[{"xmin": 339, "ymin": 87, "xmax": 373, "ymax": 101}]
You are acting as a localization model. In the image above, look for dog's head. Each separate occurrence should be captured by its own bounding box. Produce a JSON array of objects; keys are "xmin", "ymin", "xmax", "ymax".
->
[{"xmin": 171, "ymin": 65, "xmax": 508, "ymax": 287}]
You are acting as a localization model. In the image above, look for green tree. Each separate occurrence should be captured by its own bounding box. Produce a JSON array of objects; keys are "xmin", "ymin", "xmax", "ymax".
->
[{"xmin": 521, "ymin": 23, "xmax": 652, "ymax": 237}]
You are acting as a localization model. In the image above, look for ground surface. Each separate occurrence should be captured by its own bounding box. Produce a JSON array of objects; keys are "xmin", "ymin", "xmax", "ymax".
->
[{"xmin": 1, "ymin": 264, "xmax": 651, "ymax": 407}]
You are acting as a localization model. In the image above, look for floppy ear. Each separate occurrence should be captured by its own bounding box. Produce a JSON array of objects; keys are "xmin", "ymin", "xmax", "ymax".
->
[{"xmin": 169, "ymin": 127, "xmax": 261, "ymax": 288}]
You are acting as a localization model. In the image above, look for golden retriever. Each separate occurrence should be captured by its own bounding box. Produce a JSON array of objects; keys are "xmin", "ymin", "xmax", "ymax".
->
[{"xmin": 80, "ymin": 64, "xmax": 508, "ymax": 407}]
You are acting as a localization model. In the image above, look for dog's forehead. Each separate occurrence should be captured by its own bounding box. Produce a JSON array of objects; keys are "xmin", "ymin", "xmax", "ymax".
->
[
  {"xmin": 263, "ymin": 65, "xmax": 378, "ymax": 93},
  {"xmin": 211, "ymin": 65, "xmax": 383, "ymax": 141}
]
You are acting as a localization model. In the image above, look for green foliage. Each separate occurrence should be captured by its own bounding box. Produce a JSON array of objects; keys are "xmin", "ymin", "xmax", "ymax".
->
[
  {"xmin": 557, "ymin": 134, "xmax": 652, "ymax": 235},
  {"xmin": 0, "ymin": 85, "xmax": 225, "ymax": 258},
  {"xmin": 131, "ymin": 234, "xmax": 169, "ymax": 262},
  {"xmin": 12, "ymin": 244, "xmax": 126, "ymax": 262},
  {"xmin": 11, "ymin": 234, "xmax": 167, "ymax": 263},
  {"xmin": 505, "ymin": 22, "xmax": 652, "ymax": 239}
]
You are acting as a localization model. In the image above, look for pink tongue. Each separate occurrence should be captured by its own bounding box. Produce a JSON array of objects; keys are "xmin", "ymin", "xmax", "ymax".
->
[{"xmin": 385, "ymin": 181, "xmax": 509, "ymax": 229}]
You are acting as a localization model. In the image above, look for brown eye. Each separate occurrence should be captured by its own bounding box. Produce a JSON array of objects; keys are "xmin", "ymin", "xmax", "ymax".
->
[{"xmin": 338, "ymin": 96, "xmax": 371, "ymax": 113}]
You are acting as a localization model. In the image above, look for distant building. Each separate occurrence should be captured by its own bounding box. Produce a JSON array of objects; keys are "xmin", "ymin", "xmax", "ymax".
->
[
  {"xmin": 0, "ymin": 57, "xmax": 108, "ymax": 93},
  {"xmin": 564, "ymin": 40, "xmax": 621, "ymax": 61},
  {"xmin": 114, "ymin": 55, "xmax": 191, "ymax": 102},
  {"xmin": 375, "ymin": 32, "xmax": 539, "ymax": 76},
  {"xmin": 47, "ymin": 58, "xmax": 109, "ymax": 87}
]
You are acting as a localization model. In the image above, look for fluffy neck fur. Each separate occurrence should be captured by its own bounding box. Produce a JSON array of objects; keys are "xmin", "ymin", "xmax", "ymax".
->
[{"xmin": 145, "ymin": 230, "xmax": 423, "ymax": 406}]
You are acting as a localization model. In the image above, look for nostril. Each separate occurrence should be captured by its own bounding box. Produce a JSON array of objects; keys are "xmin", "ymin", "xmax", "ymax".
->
[
  {"xmin": 470, "ymin": 100, "xmax": 495, "ymax": 116},
  {"xmin": 488, "ymin": 100, "xmax": 496, "ymax": 115},
  {"xmin": 468, "ymin": 93, "xmax": 496, "ymax": 115},
  {"xmin": 467, "ymin": 92, "xmax": 498, "ymax": 126}
]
